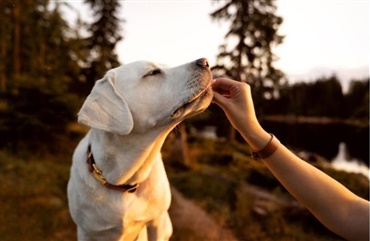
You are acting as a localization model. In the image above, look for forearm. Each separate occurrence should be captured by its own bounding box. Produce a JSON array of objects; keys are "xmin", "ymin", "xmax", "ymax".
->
[
  {"xmin": 212, "ymin": 78, "xmax": 369, "ymax": 240},
  {"xmin": 263, "ymin": 145, "xmax": 369, "ymax": 240},
  {"xmin": 241, "ymin": 128, "xmax": 369, "ymax": 240}
]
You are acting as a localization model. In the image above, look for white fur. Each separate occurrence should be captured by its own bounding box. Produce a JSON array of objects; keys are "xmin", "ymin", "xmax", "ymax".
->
[{"xmin": 67, "ymin": 59, "xmax": 213, "ymax": 241}]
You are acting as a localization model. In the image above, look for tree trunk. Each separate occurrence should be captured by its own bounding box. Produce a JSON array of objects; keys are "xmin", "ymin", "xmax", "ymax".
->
[
  {"xmin": 179, "ymin": 123, "xmax": 191, "ymax": 167},
  {"xmin": 12, "ymin": 3, "xmax": 20, "ymax": 93},
  {"xmin": 229, "ymin": 125, "xmax": 236, "ymax": 141},
  {"xmin": 0, "ymin": 5, "xmax": 6, "ymax": 93},
  {"xmin": 39, "ymin": 41, "xmax": 46, "ymax": 84}
]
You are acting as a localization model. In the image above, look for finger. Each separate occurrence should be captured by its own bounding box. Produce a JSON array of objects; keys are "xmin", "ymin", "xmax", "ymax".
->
[
  {"xmin": 212, "ymin": 91, "xmax": 228, "ymax": 108},
  {"xmin": 213, "ymin": 88, "xmax": 231, "ymax": 97},
  {"xmin": 211, "ymin": 78, "xmax": 234, "ymax": 92}
]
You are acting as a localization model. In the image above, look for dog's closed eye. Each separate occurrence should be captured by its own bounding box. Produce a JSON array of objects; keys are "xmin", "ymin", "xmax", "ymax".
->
[{"xmin": 144, "ymin": 69, "xmax": 162, "ymax": 77}]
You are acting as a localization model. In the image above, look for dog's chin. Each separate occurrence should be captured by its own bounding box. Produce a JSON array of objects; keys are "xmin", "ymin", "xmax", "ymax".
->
[{"xmin": 171, "ymin": 87, "xmax": 213, "ymax": 120}]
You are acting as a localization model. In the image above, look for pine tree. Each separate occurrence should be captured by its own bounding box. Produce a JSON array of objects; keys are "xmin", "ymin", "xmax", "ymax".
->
[
  {"xmin": 211, "ymin": 0, "xmax": 285, "ymax": 100},
  {"xmin": 83, "ymin": 0, "xmax": 123, "ymax": 88},
  {"xmin": 210, "ymin": 0, "xmax": 285, "ymax": 140},
  {"xmin": 0, "ymin": 0, "xmax": 83, "ymax": 151}
]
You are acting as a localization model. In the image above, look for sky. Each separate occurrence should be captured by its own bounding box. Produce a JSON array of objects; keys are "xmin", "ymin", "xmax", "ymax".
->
[{"xmin": 63, "ymin": 0, "xmax": 369, "ymax": 92}]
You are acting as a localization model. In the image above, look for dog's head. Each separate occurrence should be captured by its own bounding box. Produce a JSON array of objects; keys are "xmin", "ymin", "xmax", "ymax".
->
[{"xmin": 78, "ymin": 58, "xmax": 213, "ymax": 135}]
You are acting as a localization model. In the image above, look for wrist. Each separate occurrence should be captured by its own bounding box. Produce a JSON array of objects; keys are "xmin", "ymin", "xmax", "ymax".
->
[
  {"xmin": 239, "ymin": 121, "xmax": 271, "ymax": 151},
  {"xmin": 251, "ymin": 134, "xmax": 280, "ymax": 160}
]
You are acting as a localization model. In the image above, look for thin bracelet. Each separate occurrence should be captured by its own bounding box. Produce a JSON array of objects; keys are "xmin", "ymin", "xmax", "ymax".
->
[{"xmin": 251, "ymin": 133, "xmax": 280, "ymax": 160}]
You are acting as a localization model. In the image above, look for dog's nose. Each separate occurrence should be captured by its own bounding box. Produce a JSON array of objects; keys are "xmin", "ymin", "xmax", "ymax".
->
[{"xmin": 195, "ymin": 58, "xmax": 209, "ymax": 68}]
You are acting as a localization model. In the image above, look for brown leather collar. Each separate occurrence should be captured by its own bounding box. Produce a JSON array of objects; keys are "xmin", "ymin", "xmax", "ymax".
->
[{"xmin": 87, "ymin": 145, "xmax": 138, "ymax": 193}]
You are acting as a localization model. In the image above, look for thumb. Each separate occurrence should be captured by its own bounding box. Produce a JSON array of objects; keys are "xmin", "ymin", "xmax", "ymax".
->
[{"xmin": 212, "ymin": 91, "xmax": 228, "ymax": 108}]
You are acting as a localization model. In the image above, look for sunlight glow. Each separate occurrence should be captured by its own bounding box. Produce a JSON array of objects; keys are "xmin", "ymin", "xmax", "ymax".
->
[{"xmin": 62, "ymin": 0, "xmax": 369, "ymax": 85}]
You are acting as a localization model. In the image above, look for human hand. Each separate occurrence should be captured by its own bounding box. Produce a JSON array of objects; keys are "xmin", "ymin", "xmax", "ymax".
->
[
  {"xmin": 212, "ymin": 78, "xmax": 269, "ymax": 149},
  {"xmin": 212, "ymin": 78, "xmax": 257, "ymax": 132}
]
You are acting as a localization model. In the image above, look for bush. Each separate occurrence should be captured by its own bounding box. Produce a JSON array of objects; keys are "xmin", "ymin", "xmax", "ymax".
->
[
  {"xmin": 170, "ymin": 171, "xmax": 237, "ymax": 214},
  {"xmin": 0, "ymin": 86, "xmax": 80, "ymax": 152}
]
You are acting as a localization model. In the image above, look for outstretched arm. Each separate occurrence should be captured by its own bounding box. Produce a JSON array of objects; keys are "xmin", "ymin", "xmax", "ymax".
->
[{"xmin": 212, "ymin": 78, "xmax": 369, "ymax": 241}]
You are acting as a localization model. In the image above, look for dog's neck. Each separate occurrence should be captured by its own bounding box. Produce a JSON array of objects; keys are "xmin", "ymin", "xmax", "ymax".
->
[{"xmin": 88, "ymin": 126, "xmax": 174, "ymax": 186}]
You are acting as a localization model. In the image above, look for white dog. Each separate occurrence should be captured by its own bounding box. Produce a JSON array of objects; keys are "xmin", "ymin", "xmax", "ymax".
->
[{"xmin": 67, "ymin": 58, "xmax": 213, "ymax": 241}]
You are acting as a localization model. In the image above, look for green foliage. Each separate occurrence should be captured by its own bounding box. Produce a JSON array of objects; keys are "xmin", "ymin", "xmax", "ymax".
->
[
  {"xmin": 246, "ymin": 165, "xmax": 283, "ymax": 190},
  {"xmin": 345, "ymin": 79, "xmax": 369, "ymax": 120},
  {"xmin": 170, "ymin": 172, "xmax": 237, "ymax": 215},
  {"xmin": 315, "ymin": 165, "xmax": 369, "ymax": 200},
  {"xmin": 210, "ymin": 0, "xmax": 285, "ymax": 102},
  {"xmin": 165, "ymin": 135, "xmax": 366, "ymax": 241},
  {"xmin": 265, "ymin": 76, "xmax": 369, "ymax": 121},
  {"xmin": 82, "ymin": 0, "xmax": 122, "ymax": 89},
  {"xmin": 0, "ymin": 85, "xmax": 80, "ymax": 151},
  {"xmin": 0, "ymin": 0, "xmax": 123, "ymax": 152},
  {"xmin": 0, "ymin": 1, "xmax": 82, "ymax": 151}
]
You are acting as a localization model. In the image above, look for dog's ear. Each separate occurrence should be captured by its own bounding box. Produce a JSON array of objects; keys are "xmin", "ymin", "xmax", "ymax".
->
[{"xmin": 78, "ymin": 72, "xmax": 134, "ymax": 135}]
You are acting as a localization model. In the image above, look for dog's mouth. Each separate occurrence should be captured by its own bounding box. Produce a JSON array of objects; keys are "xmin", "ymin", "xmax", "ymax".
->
[{"xmin": 171, "ymin": 82, "xmax": 213, "ymax": 119}]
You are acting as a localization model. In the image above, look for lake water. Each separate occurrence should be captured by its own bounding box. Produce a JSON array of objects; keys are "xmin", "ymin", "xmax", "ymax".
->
[
  {"xmin": 197, "ymin": 121, "xmax": 369, "ymax": 177},
  {"xmin": 261, "ymin": 121, "xmax": 369, "ymax": 177},
  {"xmin": 331, "ymin": 142, "xmax": 369, "ymax": 179}
]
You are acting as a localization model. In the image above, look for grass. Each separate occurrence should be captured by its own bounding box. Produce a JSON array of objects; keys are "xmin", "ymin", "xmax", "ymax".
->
[
  {"xmin": 0, "ymin": 146, "xmax": 77, "ymax": 240},
  {"xmin": 164, "ymin": 133, "xmax": 368, "ymax": 241},
  {"xmin": 0, "ymin": 132, "xmax": 368, "ymax": 241}
]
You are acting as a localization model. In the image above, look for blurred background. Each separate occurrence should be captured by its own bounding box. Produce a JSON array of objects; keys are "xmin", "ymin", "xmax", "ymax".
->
[{"xmin": 0, "ymin": 0, "xmax": 368, "ymax": 240}]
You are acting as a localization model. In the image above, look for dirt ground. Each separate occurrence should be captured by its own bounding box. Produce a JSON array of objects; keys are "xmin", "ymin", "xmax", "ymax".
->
[{"xmin": 169, "ymin": 187, "xmax": 238, "ymax": 241}]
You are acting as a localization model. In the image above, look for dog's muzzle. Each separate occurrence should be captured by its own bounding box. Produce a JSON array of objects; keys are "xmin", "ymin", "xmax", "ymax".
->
[{"xmin": 171, "ymin": 58, "xmax": 213, "ymax": 118}]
